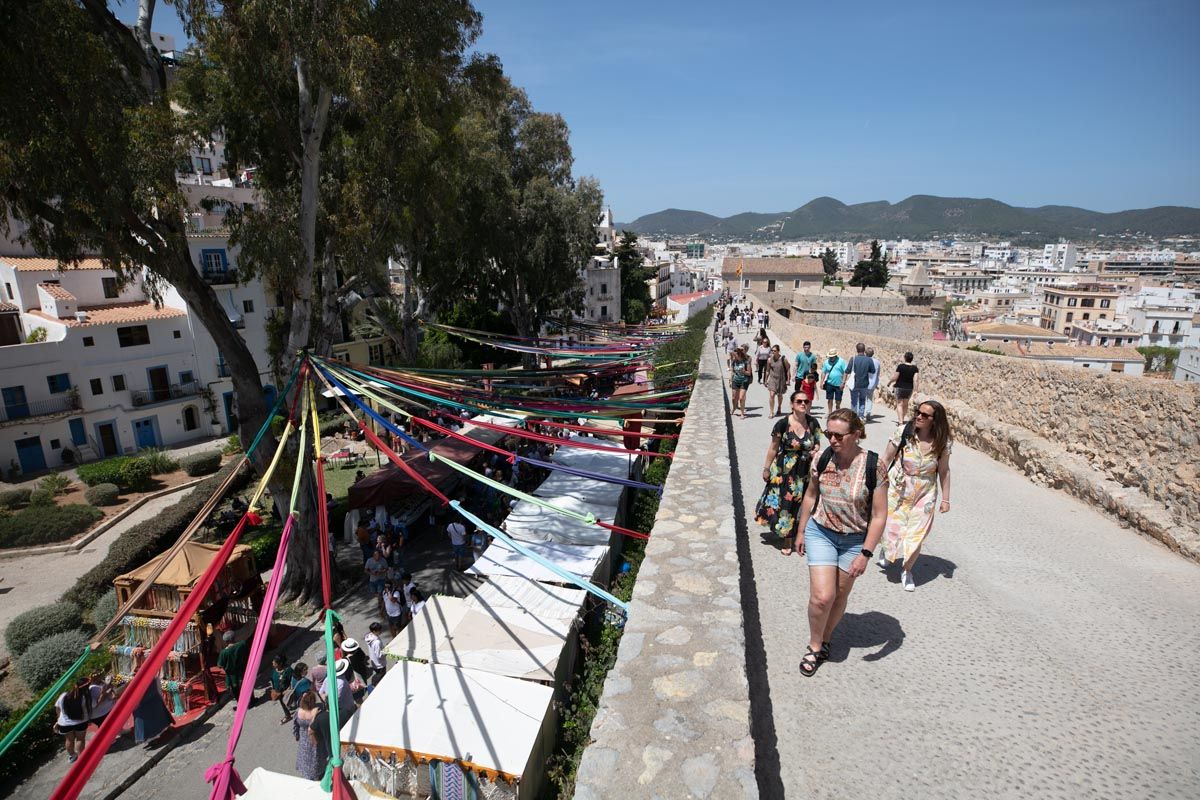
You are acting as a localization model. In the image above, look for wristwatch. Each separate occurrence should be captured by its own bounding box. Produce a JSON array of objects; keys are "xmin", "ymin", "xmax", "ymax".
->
[{"xmin": 859, "ymin": 548, "xmax": 873, "ymax": 559}]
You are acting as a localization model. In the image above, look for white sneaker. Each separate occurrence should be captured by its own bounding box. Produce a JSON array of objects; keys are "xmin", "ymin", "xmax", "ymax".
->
[
  {"xmin": 876, "ymin": 553, "xmax": 887, "ymax": 568},
  {"xmin": 902, "ymin": 570, "xmax": 915, "ymax": 591}
]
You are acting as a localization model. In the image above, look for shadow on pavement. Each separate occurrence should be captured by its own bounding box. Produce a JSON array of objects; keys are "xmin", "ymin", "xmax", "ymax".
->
[
  {"xmin": 830, "ymin": 610, "xmax": 905, "ymax": 663},
  {"xmin": 882, "ymin": 554, "xmax": 957, "ymax": 588}
]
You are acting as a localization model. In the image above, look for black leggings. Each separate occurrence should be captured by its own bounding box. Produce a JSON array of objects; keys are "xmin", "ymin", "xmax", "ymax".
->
[{"xmin": 756, "ymin": 359, "xmax": 768, "ymax": 382}]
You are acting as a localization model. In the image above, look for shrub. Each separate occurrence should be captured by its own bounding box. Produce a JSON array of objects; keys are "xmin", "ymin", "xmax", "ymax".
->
[
  {"xmin": 84, "ymin": 483, "xmax": 121, "ymax": 506},
  {"xmin": 138, "ymin": 447, "xmax": 178, "ymax": 475},
  {"xmin": 181, "ymin": 451, "xmax": 222, "ymax": 477},
  {"xmin": 91, "ymin": 589, "xmax": 120, "ymax": 629},
  {"xmin": 0, "ymin": 504, "xmax": 103, "ymax": 549},
  {"xmin": 5, "ymin": 602, "xmax": 83, "ymax": 659},
  {"xmin": 0, "ymin": 699, "xmax": 58, "ymax": 783},
  {"xmin": 78, "ymin": 455, "xmax": 153, "ymax": 490},
  {"xmin": 223, "ymin": 434, "xmax": 243, "ymax": 455},
  {"xmin": 318, "ymin": 412, "xmax": 352, "ymax": 438},
  {"xmin": 16, "ymin": 630, "xmax": 90, "ymax": 691},
  {"xmin": 63, "ymin": 460, "xmax": 252, "ymax": 610},
  {"xmin": 27, "ymin": 489, "xmax": 55, "ymax": 507},
  {"xmin": 118, "ymin": 458, "xmax": 154, "ymax": 491},
  {"xmin": 36, "ymin": 473, "xmax": 73, "ymax": 496},
  {"xmin": 0, "ymin": 487, "xmax": 31, "ymax": 508}
]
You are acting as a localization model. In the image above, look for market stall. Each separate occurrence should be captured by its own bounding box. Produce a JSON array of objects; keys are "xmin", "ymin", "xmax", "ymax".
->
[{"xmin": 466, "ymin": 538, "xmax": 612, "ymax": 586}]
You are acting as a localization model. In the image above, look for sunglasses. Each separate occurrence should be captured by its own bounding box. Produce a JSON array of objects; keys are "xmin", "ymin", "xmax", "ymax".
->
[
  {"xmin": 915, "ymin": 410, "xmax": 934, "ymax": 419},
  {"xmin": 825, "ymin": 430, "xmax": 851, "ymax": 440},
  {"xmin": 792, "ymin": 399, "xmax": 810, "ymax": 405}
]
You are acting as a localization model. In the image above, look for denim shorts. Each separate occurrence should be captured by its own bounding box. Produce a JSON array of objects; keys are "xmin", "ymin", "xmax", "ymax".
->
[
  {"xmin": 368, "ymin": 579, "xmax": 385, "ymax": 594},
  {"xmin": 804, "ymin": 518, "xmax": 866, "ymax": 572}
]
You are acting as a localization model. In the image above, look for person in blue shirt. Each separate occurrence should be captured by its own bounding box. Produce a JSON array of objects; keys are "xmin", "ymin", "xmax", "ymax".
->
[
  {"xmin": 820, "ymin": 349, "xmax": 847, "ymax": 415},
  {"xmin": 794, "ymin": 341, "xmax": 817, "ymax": 392}
]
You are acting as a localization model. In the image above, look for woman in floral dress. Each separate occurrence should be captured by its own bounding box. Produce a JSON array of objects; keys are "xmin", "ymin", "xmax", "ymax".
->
[
  {"xmin": 880, "ymin": 399, "xmax": 953, "ymax": 591},
  {"xmin": 292, "ymin": 691, "xmax": 327, "ymax": 780},
  {"xmin": 756, "ymin": 390, "xmax": 822, "ymax": 554}
]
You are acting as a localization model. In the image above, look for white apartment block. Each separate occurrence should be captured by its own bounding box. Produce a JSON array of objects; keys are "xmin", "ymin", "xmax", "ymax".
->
[
  {"xmin": 580, "ymin": 257, "xmax": 620, "ymax": 323},
  {"xmin": 1042, "ymin": 242, "xmax": 1078, "ymax": 270},
  {"xmin": 1174, "ymin": 348, "xmax": 1200, "ymax": 383}
]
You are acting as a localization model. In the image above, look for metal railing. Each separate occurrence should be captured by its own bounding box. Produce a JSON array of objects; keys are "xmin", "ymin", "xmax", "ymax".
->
[
  {"xmin": 201, "ymin": 268, "xmax": 239, "ymax": 285},
  {"xmin": 130, "ymin": 381, "xmax": 202, "ymax": 407},
  {"xmin": 0, "ymin": 392, "xmax": 80, "ymax": 423},
  {"xmin": 216, "ymin": 362, "xmax": 231, "ymax": 378}
]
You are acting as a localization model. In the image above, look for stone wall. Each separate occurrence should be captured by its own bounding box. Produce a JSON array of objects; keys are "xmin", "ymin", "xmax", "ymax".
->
[
  {"xmin": 787, "ymin": 310, "xmax": 931, "ymax": 341},
  {"xmin": 789, "ymin": 287, "xmax": 932, "ymax": 341},
  {"xmin": 754, "ymin": 294, "xmax": 1200, "ymax": 561},
  {"xmin": 574, "ymin": 327, "xmax": 756, "ymax": 799}
]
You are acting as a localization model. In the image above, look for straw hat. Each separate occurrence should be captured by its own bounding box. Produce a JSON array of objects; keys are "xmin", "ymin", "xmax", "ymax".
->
[{"xmin": 826, "ymin": 348, "xmax": 838, "ymax": 358}]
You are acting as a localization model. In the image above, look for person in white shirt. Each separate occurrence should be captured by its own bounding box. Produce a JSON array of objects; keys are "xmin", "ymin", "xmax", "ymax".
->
[
  {"xmin": 381, "ymin": 581, "xmax": 407, "ymax": 635},
  {"xmin": 55, "ymin": 679, "xmax": 93, "ymax": 763},
  {"xmin": 446, "ymin": 520, "xmax": 469, "ymax": 570},
  {"xmin": 364, "ymin": 622, "xmax": 386, "ymax": 684},
  {"xmin": 407, "ymin": 587, "xmax": 427, "ymax": 619}
]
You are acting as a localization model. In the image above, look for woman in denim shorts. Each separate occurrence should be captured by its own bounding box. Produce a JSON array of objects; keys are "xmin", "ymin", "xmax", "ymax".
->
[{"xmin": 791, "ymin": 408, "xmax": 889, "ymax": 676}]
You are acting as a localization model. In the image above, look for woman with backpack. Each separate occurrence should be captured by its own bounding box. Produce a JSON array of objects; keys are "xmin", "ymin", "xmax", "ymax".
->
[
  {"xmin": 756, "ymin": 390, "xmax": 823, "ymax": 553},
  {"xmin": 55, "ymin": 677, "xmax": 93, "ymax": 763},
  {"xmin": 791, "ymin": 408, "xmax": 888, "ymax": 677},
  {"xmin": 879, "ymin": 400, "xmax": 952, "ymax": 591},
  {"xmin": 729, "ymin": 344, "xmax": 752, "ymax": 419}
]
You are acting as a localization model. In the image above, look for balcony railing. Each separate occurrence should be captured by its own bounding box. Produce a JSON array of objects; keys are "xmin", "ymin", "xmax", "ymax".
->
[
  {"xmin": 216, "ymin": 362, "xmax": 231, "ymax": 378},
  {"xmin": 0, "ymin": 392, "xmax": 80, "ymax": 423},
  {"xmin": 130, "ymin": 381, "xmax": 202, "ymax": 407},
  {"xmin": 202, "ymin": 268, "xmax": 239, "ymax": 286}
]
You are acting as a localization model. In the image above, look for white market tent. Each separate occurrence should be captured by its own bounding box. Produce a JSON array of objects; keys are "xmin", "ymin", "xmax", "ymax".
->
[
  {"xmin": 383, "ymin": 593, "xmax": 580, "ymax": 684},
  {"xmin": 239, "ymin": 768, "xmax": 380, "ymax": 799},
  {"xmin": 466, "ymin": 538, "xmax": 611, "ymax": 585},
  {"xmin": 532, "ymin": 472, "xmax": 626, "ymax": 511},
  {"xmin": 465, "ymin": 575, "xmax": 587, "ymax": 620},
  {"xmin": 340, "ymin": 661, "xmax": 556, "ymax": 800},
  {"xmin": 501, "ymin": 499, "xmax": 616, "ymax": 547}
]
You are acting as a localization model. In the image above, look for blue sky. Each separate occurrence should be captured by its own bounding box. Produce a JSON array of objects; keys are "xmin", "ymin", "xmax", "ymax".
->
[{"xmin": 127, "ymin": 0, "xmax": 1199, "ymax": 220}]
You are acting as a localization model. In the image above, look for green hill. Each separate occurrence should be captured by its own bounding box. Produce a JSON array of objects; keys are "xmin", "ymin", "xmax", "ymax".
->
[{"xmin": 620, "ymin": 196, "xmax": 1200, "ymax": 241}]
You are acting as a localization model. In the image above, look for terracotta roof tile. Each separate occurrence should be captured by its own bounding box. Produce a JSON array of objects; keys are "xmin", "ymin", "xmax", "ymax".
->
[
  {"xmin": 38, "ymin": 283, "xmax": 77, "ymax": 301},
  {"xmin": 1, "ymin": 256, "xmax": 110, "ymax": 271},
  {"xmin": 27, "ymin": 302, "xmax": 186, "ymax": 327},
  {"xmin": 0, "ymin": 302, "xmax": 17, "ymax": 313}
]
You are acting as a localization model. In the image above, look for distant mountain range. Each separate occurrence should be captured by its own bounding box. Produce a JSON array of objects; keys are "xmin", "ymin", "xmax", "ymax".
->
[{"xmin": 617, "ymin": 195, "xmax": 1200, "ymax": 242}]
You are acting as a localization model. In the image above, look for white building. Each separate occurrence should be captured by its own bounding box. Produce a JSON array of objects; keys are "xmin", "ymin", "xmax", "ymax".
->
[
  {"xmin": 1042, "ymin": 242, "xmax": 1078, "ymax": 271},
  {"xmin": 1174, "ymin": 348, "xmax": 1200, "ymax": 383}
]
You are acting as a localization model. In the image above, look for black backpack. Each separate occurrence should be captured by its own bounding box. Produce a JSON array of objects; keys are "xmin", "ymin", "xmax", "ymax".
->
[
  {"xmin": 813, "ymin": 447, "xmax": 880, "ymax": 527},
  {"xmin": 890, "ymin": 421, "xmax": 915, "ymax": 470}
]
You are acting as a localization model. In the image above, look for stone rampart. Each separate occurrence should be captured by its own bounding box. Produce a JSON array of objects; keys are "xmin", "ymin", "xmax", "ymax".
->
[
  {"xmin": 756, "ymin": 294, "xmax": 1200, "ymax": 561},
  {"xmin": 789, "ymin": 287, "xmax": 932, "ymax": 340},
  {"xmin": 574, "ymin": 326, "xmax": 756, "ymax": 799}
]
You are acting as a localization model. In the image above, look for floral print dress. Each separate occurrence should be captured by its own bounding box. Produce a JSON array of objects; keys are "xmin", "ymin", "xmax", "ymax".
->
[
  {"xmin": 755, "ymin": 416, "xmax": 822, "ymax": 539},
  {"xmin": 882, "ymin": 426, "xmax": 948, "ymax": 562}
]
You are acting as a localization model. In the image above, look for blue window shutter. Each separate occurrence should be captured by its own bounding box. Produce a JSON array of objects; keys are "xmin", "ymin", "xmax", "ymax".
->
[{"xmin": 220, "ymin": 249, "xmax": 228, "ymax": 270}]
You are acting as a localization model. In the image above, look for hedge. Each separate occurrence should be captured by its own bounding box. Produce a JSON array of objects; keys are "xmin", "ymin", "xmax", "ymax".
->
[
  {"xmin": 181, "ymin": 451, "xmax": 222, "ymax": 477},
  {"xmin": 4, "ymin": 602, "xmax": 83, "ymax": 659},
  {"xmin": 16, "ymin": 630, "xmax": 91, "ymax": 691},
  {"xmin": 0, "ymin": 487, "xmax": 31, "ymax": 508},
  {"xmin": 0, "ymin": 699, "xmax": 58, "ymax": 783},
  {"xmin": 62, "ymin": 460, "xmax": 252, "ymax": 610},
  {"xmin": 28, "ymin": 488, "xmax": 55, "ymax": 507},
  {"xmin": 91, "ymin": 589, "xmax": 120, "ymax": 629},
  {"xmin": 84, "ymin": 483, "xmax": 121, "ymax": 506},
  {"xmin": 76, "ymin": 456, "xmax": 153, "ymax": 491},
  {"xmin": 0, "ymin": 504, "xmax": 103, "ymax": 549}
]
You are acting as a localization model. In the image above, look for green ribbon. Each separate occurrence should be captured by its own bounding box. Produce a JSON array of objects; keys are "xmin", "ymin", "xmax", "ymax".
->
[{"xmin": 0, "ymin": 646, "xmax": 91, "ymax": 760}]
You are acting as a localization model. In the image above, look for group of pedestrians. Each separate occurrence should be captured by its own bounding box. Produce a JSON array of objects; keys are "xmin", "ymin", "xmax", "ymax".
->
[{"xmin": 745, "ymin": 332, "xmax": 952, "ymax": 678}]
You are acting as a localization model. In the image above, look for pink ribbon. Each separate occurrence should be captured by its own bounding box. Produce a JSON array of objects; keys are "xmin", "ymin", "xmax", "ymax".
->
[{"xmin": 206, "ymin": 514, "xmax": 296, "ymax": 800}]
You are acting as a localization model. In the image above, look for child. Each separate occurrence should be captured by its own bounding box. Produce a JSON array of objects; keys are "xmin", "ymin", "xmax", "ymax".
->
[{"xmin": 800, "ymin": 370, "xmax": 818, "ymax": 405}]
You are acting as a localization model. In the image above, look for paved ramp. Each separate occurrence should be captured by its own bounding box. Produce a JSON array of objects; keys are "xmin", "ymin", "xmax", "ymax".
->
[{"xmin": 725, "ymin": 329, "xmax": 1200, "ymax": 800}]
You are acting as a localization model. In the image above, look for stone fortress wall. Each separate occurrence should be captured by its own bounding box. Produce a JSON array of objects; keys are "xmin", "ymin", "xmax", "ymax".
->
[
  {"xmin": 752, "ymin": 293, "xmax": 1200, "ymax": 561},
  {"xmin": 787, "ymin": 286, "xmax": 932, "ymax": 341}
]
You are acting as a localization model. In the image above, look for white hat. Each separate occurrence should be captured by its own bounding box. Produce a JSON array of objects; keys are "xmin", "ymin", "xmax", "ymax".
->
[
  {"xmin": 334, "ymin": 658, "xmax": 350, "ymax": 677},
  {"xmin": 341, "ymin": 638, "xmax": 360, "ymax": 653}
]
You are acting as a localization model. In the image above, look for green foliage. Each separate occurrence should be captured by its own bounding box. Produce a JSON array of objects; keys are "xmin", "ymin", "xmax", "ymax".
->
[
  {"xmin": 16, "ymin": 630, "xmax": 90, "ymax": 691},
  {"xmin": 91, "ymin": 589, "xmax": 119, "ymax": 628},
  {"xmin": 417, "ymin": 330, "xmax": 467, "ymax": 370},
  {"xmin": 77, "ymin": 456, "xmax": 153, "ymax": 491},
  {"xmin": 246, "ymin": 522, "xmax": 284, "ymax": 567},
  {"xmin": 137, "ymin": 447, "xmax": 178, "ymax": 475},
  {"xmin": 0, "ymin": 698, "xmax": 58, "ymax": 783},
  {"xmin": 223, "ymin": 435, "xmax": 243, "ymax": 455},
  {"xmin": 849, "ymin": 239, "xmax": 889, "ymax": 288},
  {"xmin": 5, "ymin": 602, "xmax": 83, "ymax": 659},
  {"xmin": 965, "ymin": 344, "xmax": 1006, "ymax": 356},
  {"xmin": 62, "ymin": 460, "xmax": 252, "ymax": 610},
  {"xmin": 1136, "ymin": 345, "xmax": 1180, "ymax": 373},
  {"xmin": 36, "ymin": 472, "xmax": 73, "ymax": 496},
  {"xmin": 181, "ymin": 451, "xmax": 222, "ymax": 477},
  {"xmin": 84, "ymin": 483, "xmax": 121, "ymax": 506},
  {"xmin": 25, "ymin": 326, "xmax": 47, "ymax": 343},
  {"xmin": 615, "ymin": 230, "xmax": 654, "ymax": 324},
  {"xmin": 821, "ymin": 246, "xmax": 839, "ymax": 276},
  {"xmin": 651, "ymin": 306, "xmax": 713, "ymax": 387},
  {"xmin": 318, "ymin": 412, "xmax": 353, "ymax": 438},
  {"xmin": 0, "ymin": 504, "xmax": 102, "ymax": 549},
  {"xmin": 27, "ymin": 488, "xmax": 55, "ymax": 507},
  {"xmin": 0, "ymin": 487, "xmax": 32, "ymax": 508}
]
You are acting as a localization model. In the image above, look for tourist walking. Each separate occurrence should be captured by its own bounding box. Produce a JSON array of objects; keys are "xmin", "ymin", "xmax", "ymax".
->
[
  {"xmin": 54, "ymin": 678, "xmax": 93, "ymax": 763},
  {"xmin": 446, "ymin": 518, "xmax": 470, "ymax": 570},
  {"xmin": 794, "ymin": 341, "xmax": 817, "ymax": 392},
  {"xmin": 880, "ymin": 400, "xmax": 952, "ymax": 591},
  {"xmin": 819, "ymin": 349, "xmax": 847, "ymax": 414},
  {"xmin": 755, "ymin": 338, "xmax": 772, "ymax": 384},
  {"xmin": 791, "ymin": 409, "xmax": 888, "ymax": 676},
  {"xmin": 292, "ymin": 691, "xmax": 326, "ymax": 781},
  {"xmin": 729, "ymin": 344, "xmax": 752, "ymax": 419},
  {"xmin": 756, "ymin": 391, "xmax": 822, "ymax": 552},
  {"xmin": 798, "ymin": 370, "xmax": 818, "ymax": 406},
  {"xmin": 268, "ymin": 653, "xmax": 294, "ymax": 723},
  {"xmin": 763, "ymin": 345, "xmax": 791, "ymax": 416},
  {"xmin": 887, "ymin": 352, "xmax": 920, "ymax": 424},
  {"xmin": 847, "ymin": 343, "xmax": 876, "ymax": 420},
  {"xmin": 864, "ymin": 347, "xmax": 881, "ymax": 421}
]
